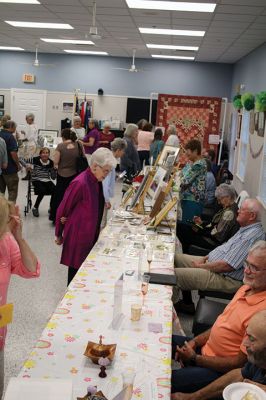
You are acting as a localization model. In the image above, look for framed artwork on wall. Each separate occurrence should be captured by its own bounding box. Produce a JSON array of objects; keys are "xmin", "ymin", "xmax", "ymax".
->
[
  {"xmin": 0, "ymin": 95, "xmax": 4, "ymax": 109},
  {"xmin": 0, "ymin": 110, "xmax": 5, "ymax": 118}
]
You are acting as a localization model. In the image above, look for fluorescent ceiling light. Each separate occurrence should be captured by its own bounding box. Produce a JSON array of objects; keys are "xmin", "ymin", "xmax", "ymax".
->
[
  {"xmin": 147, "ymin": 44, "xmax": 198, "ymax": 51},
  {"xmin": 126, "ymin": 0, "xmax": 216, "ymax": 12},
  {"xmin": 5, "ymin": 21, "xmax": 73, "ymax": 29},
  {"xmin": 41, "ymin": 38, "xmax": 94, "ymax": 45},
  {"xmin": 64, "ymin": 50, "xmax": 108, "ymax": 55},
  {"xmin": 0, "ymin": 46, "xmax": 24, "ymax": 50},
  {"xmin": 152, "ymin": 54, "xmax": 195, "ymax": 60},
  {"xmin": 140, "ymin": 28, "xmax": 205, "ymax": 36},
  {"xmin": 0, "ymin": 0, "xmax": 40, "ymax": 3}
]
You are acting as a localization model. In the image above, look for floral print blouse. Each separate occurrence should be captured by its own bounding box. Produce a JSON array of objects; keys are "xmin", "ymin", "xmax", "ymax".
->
[{"xmin": 180, "ymin": 158, "xmax": 207, "ymax": 203}]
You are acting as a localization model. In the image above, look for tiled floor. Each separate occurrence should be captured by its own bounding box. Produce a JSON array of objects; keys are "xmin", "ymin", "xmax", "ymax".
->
[{"xmin": 3, "ymin": 173, "xmax": 193, "ymax": 394}]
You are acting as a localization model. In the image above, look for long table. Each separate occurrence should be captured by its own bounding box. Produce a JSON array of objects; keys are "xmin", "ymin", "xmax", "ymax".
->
[{"xmin": 18, "ymin": 215, "xmax": 181, "ymax": 399}]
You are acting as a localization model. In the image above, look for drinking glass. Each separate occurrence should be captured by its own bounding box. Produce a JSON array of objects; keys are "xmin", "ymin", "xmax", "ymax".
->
[{"xmin": 141, "ymin": 274, "xmax": 150, "ymax": 307}]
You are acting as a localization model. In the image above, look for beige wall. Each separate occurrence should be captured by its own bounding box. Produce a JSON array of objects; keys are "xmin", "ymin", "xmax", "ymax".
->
[{"xmin": 233, "ymin": 116, "xmax": 266, "ymax": 229}]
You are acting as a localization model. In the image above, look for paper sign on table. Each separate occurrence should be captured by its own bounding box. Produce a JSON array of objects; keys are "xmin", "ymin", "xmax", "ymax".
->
[{"xmin": 0, "ymin": 304, "xmax": 13, "ymax": 328}]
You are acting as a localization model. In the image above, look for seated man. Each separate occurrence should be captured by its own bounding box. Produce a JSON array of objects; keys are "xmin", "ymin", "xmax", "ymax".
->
[
  {"xmin": 172, "ymin": 309, "xmax": 266, "ymax": 399},
  {"xmin": 174, "ymin": 198, "xmax": 264, "ymax": 314},
  {"xmin": 171, "ymin": 241, "xmax": 266, "ymax": 394}
]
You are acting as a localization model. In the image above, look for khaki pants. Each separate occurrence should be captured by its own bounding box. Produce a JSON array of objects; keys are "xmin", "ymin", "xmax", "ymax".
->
[
  {"xmin": 173, "ymin": 253, "xmax": 242, "ymax": 303},
  {"xmin": 0, "ymin": 173, "xmax": 19, "ymax": 202}
]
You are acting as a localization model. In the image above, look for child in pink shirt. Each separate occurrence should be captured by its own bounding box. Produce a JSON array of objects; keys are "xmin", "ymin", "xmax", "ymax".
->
[{"xmin": 0, "ymin": 196, "xmax": 40, "ymax": 395}]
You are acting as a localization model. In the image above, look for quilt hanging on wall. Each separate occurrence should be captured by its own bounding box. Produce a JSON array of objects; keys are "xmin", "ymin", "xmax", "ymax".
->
[{"xmin": 156, "ymin": 94, "xmax": 222, "ymax": 163}]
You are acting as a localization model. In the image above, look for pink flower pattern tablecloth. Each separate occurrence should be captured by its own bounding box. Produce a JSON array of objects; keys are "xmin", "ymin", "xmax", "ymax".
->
[{"xmin": 19, "ymin": 223, "xmax": 181, "ymax": 399}]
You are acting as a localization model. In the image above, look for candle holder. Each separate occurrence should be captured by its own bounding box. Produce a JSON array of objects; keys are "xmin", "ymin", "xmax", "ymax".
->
[
  {"xmin": 84, "ymin": 335, "xmax": 116, "ymax": 365},
  {"xmin": 98, "ymin": 356, "xmax": 110, "ymax": 378}
]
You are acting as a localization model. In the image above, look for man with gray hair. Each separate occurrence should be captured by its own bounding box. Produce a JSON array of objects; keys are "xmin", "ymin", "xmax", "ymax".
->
[
  {"xmin": 0, "ymin": 137, "xmax": 8, "ymax": 175},
  {"xmin": 0, "ymin": 120, "xmax": 20, "ymax": 202},
  {"xmin": 171, "ymin": 241, "xmax": 266, "ymax": 398},
  {"xmin": 174, "ymin": 198, "xmax": 265, "ymax": 314},
  {"xmin": 101, "ymin": 138, "xmax": 126, "ymax": 227}
]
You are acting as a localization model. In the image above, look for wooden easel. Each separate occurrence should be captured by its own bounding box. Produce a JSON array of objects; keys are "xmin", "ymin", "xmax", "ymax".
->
[
  {"xmin": 121, "ymin": 186, "xmax": 135, "ymax": 208},
  {"xmin": 132, "ymin": 170, "xmax": 155, "ymax": 214},
  {"xmin": 148, "ymin": 196, "xmax": 178, "ymax": 229}
]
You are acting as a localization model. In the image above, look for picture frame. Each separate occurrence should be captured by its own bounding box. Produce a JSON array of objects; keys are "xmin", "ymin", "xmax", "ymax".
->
[
  {"xmin": 0, "ymin": 110, "xmax": 5, "ymax": 118},
  {"xmin": 257, "ymin": 111, "xmax": 265, "ymax": 137},
  {"xmin": 0, "ymin": 95, "xmax": 4, "ymax": 109},
  {"xmin": 62, "ymin": 102, "xmax": 74, "ymax": 113},
  {"xmin": 129, "ymin": 171, "xmax": 151, "ymax": 209},
  {"xmin": 157, "ymin": 145, "xmax": 180, "ymax": 167},
  {"xmin": 38, "ymin": 129, "xmax": 59, "ymax": 148},
  {"xmin": 147, "ymin": 166, "xmax": 167, "ymax": 202}
]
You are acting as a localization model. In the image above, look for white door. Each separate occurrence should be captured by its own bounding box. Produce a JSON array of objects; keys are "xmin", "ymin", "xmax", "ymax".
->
[{"xmin": 11, "ymin": 88, "xmax": 46, "ymax": 133}]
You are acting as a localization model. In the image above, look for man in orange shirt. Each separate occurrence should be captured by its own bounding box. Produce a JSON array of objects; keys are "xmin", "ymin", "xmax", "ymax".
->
[{"xmin": 171, "ymin": 240, "xmax": 266, "ymax": 394}]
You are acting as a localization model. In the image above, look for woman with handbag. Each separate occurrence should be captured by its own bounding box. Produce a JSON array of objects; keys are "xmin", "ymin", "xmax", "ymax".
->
[
  {"xmin": 55, "ymin": 148, "xmax": 117, "ymax": 285},
  {"xmin": 50, "ymin": 129, "xmax": 84, "ymax": 223}
]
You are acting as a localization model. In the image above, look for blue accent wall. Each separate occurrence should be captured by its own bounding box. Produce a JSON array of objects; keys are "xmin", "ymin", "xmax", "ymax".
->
[
  {"xmin": 232, "ymin": 43, "xmax": 266, "ymax": 96},
  {"xmin": 0, "ymin": 51, "xmax": 233, "ymax": 98}
]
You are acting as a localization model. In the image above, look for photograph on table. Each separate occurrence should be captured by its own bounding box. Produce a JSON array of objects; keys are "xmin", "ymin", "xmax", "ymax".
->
[
  {"xmin": 157, "ymin": 145, "xmax": 180, "ymax": 167},
  {"xmin": 148, "ymin": 196, "xmax": 177, "ymax": 229},
  {"xmin": 147, "ymin": 166, "xmax": 167, "ymax": 203},
  {"xmin": 38, "ymin": 129, "xmax": 59, "ymax": 148}
]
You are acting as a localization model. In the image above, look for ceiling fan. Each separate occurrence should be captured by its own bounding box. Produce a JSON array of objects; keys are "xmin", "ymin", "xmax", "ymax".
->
[
  {"xmin": 21, "ymin": 44, "xmax": 56, "ymax": 68},
  {"xmin": 114, "ymin": 49, "xmax": 145, "ymax": 73},
  {"xmin": 86, "ymin": 1, "xmax": 102, "ymax": 40}
]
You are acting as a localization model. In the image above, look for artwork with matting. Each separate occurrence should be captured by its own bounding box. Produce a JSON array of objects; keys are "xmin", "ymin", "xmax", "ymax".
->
[{"xmin": 156, "ymin": 94, "xmax": 222, "ymax": 164}]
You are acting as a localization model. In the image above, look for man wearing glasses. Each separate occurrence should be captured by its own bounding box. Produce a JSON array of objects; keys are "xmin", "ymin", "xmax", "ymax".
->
[
  {"xmin": 171, "ymin": 240, "xmax": 266, "ymax": 396},
  {"xmin": 174, "ymin": 198, "xmax": 265, "ymax": 314}
]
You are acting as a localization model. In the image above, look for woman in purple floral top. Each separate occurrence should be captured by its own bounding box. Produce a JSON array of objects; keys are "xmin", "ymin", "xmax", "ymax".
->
[{"xmin": 180, "ymin": 139, "xmax": 207, "ymax": 223}]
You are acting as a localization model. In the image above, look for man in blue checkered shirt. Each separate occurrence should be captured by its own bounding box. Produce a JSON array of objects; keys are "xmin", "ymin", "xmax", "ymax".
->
[{"xmin": 174, "ymin": 198, "xmax": 265, "ymax": 314}]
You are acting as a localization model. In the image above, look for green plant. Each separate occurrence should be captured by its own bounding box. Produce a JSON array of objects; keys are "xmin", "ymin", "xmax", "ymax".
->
[
  {"xmin": 233, "ymin": 94, "xmax": 242, "ymax": 110},
  {"xmin": 255, "ymin": 91, "xmax": 266, "ymax": 112},
  {"xmin": 241, "ymin": 92, "xmax": 255, "ymax": 111}
]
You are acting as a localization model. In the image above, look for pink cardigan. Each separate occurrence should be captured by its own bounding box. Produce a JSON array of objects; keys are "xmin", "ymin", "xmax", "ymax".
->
[{"xmin": 0, "ymin": 232, "xmax": 40, "ymax": 349}]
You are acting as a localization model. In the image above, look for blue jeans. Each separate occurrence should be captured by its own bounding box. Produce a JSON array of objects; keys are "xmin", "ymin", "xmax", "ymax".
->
[{"xmin": 171, "ymin": 335, "xmax": 223, "ymax": 394}]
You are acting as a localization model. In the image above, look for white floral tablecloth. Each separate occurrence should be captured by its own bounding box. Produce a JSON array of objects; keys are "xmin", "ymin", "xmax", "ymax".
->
[{"xmin": 19, "ymin": 220, "xmax": 181, "ymax": 399}]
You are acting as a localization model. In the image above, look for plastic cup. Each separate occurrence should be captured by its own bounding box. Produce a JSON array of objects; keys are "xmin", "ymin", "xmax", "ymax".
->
[{"xmin": 131, "ymin": 303, "xmax": 142, "ymax": 321}]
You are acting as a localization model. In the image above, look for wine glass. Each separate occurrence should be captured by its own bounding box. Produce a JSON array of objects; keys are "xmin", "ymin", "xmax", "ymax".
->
[
  {"xmin": 141, "ymin": 274, "xmax": 150, "ymax": 307},
  {"xmin": 146, "ymin": 246, "xmax": 153, "ymax": 272}
]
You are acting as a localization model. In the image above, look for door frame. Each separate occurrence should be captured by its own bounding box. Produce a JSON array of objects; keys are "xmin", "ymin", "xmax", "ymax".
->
[{"xmin": 11, "ymin": 88, "xmax": 47, "ymax": 129}]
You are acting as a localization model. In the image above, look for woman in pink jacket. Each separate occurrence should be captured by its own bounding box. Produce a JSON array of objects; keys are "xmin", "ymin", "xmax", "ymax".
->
[{"xmin": 0, "ymin": 196, "xmax": 40, "ymax": 396}]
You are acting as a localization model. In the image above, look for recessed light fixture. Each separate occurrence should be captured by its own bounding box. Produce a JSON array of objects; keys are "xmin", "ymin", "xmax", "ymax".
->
[
  {"xmin": 140, "ymin": 28, "xmax": 205, "ymax": 36},
  {"xmin": 64, "ymin": 50, "xmax": 108, "ymax": 55},
  {"xmin": 0, "ymin": 46, "xmax": 24, "ymax": 50},
  {"xmin": 41, "ymin": 38, "xmax": 94, "ymax": 45},
  {"xmin": 126, "ymin": 0, "xmax": 216, "ymax": 12},
  {"xmin": 0, "ymin": 0, "xmax": 40, "ymax": 3},
  {"xmin": 5, "ymin": 21, "xmax": 74, "ymax": 29},
  {"xmin": 152, "ymin": 54, "xmax": 195, "ymax": 60},
  {"xmin": 147, "ymin": 44, "xmax": 199, "ymax": 51}
]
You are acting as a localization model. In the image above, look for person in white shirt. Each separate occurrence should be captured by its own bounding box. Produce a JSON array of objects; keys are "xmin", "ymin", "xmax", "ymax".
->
[
  {"xmin": 71, "ymin": 115, "xmax": 85, "ymax": 140},
  {"xmin": 165, "ymin": 124, "xmax": 180, "ymax": 147},
  {"xmin": 102, "ymin": 138, "xmax": 126, "ymax": 228},
  {"xmin": 21, "ymin": 113, "xmax": 38, "ymax": 180}
]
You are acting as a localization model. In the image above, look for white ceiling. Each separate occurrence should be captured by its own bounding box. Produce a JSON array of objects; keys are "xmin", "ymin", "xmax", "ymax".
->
[{"xmin": 0, "ymin": 0, "xmax": 265, "ymax": 63}]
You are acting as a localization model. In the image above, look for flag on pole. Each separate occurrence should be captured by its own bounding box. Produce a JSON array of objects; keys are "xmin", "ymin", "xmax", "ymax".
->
[
  {"xmin": 80, "ymin": 93, "xmax": 87, "ymax": 127},
  {"xmin": 74, "ymin": 92, "xmax": 79, "ymax": 114}
]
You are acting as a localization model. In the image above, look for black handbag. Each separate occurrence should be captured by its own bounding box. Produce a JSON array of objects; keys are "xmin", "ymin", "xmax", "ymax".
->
[{"xmin": 76, "ymin": 141, "xmax": 88, "ymax": 174}]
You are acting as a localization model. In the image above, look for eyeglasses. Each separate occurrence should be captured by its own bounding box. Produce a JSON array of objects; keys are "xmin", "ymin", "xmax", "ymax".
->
[
  {"xmin": 244, "ymin": 260, "xmax": 266, "ymax": 273},
  {"xmin": 97, "ymin": 165, "xmax": 111, "ymax": 176}
]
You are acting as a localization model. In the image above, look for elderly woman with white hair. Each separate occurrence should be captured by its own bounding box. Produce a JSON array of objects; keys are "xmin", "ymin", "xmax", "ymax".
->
[
  {"xmin": 55, "ymin": 147, "xmax": 117, "ymax": 284},
  {"xmin": 176, "ymin": 183, "xmax": 239, "ymax": 253},
  {"xmin": 71, "ymin": 115, "xmax": 85, "ymax": 140},
  {"xmin": 120, "ymin": 123, "xmax": 140, "ymax": 180},
  {"xmin": 21, "ymin": 113, "xmax": 38, "ymax": 180},
  {"xmin": 165, "ymin": 124, "xmax": 179, "ymax": 147},
  {"xmin": 99, "ymin": 121, "xmax": 115, "ymax": 149}
]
